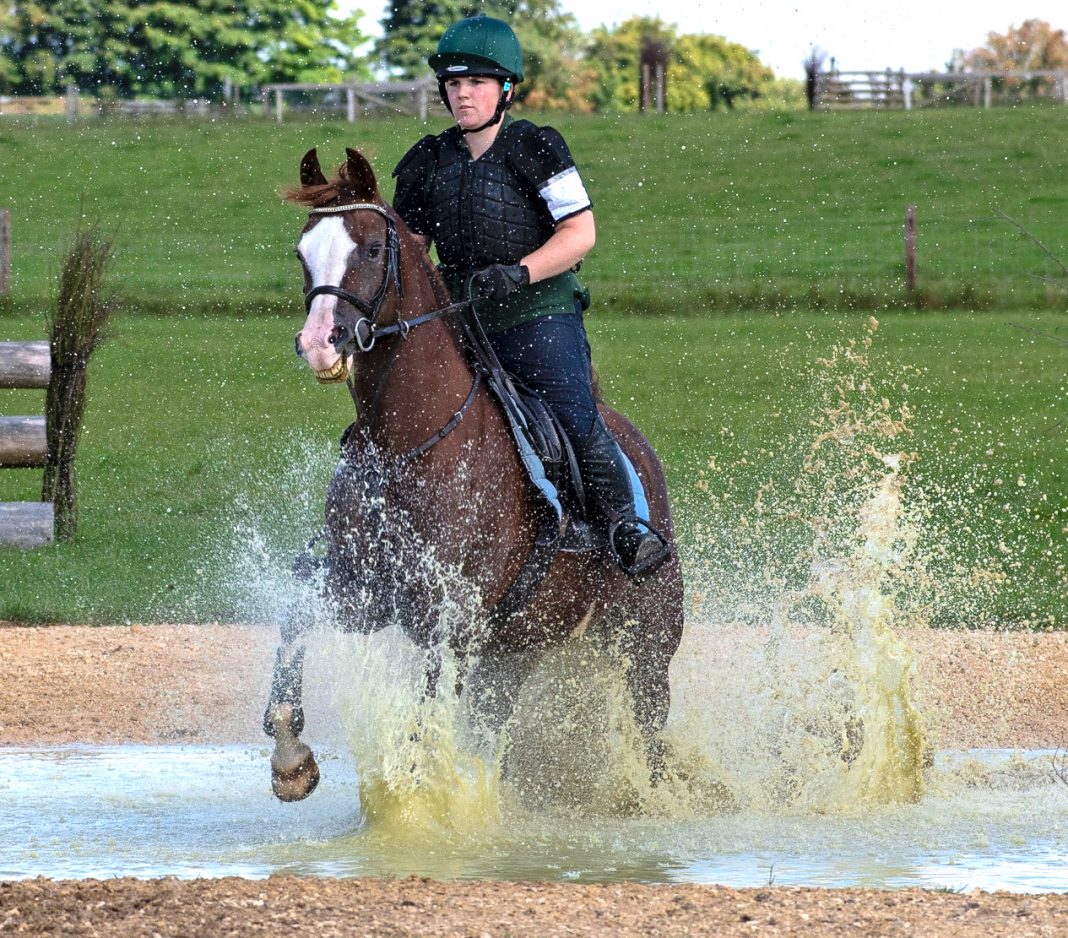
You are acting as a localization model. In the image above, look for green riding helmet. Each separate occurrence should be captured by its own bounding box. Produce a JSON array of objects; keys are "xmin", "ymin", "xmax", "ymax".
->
[{"xmin": 429, "ymin": 14, "xmax": 524, "ymax": 82}]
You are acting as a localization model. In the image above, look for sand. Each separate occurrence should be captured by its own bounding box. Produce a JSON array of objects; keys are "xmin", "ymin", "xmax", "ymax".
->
[{"xmin": 2, "ymin": 621, "xmax": 1067, "ymax": 936}]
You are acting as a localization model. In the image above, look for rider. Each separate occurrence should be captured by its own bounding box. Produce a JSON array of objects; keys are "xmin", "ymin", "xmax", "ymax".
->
[{"xmin": 391, "ymin": 14, "xmax": 669, "ymax": 577}]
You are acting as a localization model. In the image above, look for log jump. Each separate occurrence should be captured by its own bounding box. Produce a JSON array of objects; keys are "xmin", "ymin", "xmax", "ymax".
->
[{"xmin": 0, "ymin": 340, "xmax": 53, "ymax": 547}]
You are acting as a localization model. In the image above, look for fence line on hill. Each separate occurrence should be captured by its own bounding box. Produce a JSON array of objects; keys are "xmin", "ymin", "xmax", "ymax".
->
[
  {"xmin": 816, "ymin": 70, "xmax": 1068, "ymax": 110},
  {"xmin": 0, "ymin": 80, "xmax": 442, "ymax": 122}
]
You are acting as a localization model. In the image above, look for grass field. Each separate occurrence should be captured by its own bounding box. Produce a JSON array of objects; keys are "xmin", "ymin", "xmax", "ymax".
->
[
  {"xmin": 0, "ymin": 108, "xmax": 1065, "ymax": 313},
  {"xmin": 0, "ymin": 109, "xmax": 1064, "ymax": 626},
  {"xmin": 0, "ymin": 309, "xmax": 1063, "ymax": 626}
]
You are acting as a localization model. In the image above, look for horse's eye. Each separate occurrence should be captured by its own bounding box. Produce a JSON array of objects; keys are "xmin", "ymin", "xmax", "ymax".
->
[{"xmin": 368, "ymin": 244, "xmax": 382, "ymax": 258}]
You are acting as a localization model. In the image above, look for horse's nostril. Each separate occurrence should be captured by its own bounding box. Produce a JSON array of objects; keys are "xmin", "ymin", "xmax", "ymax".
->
[{"xmin": 294, "ymin": 333, "xmax": 303, "ymax": 357}]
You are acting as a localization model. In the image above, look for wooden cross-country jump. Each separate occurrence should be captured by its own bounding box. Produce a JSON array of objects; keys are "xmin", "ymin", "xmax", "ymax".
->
[{"xmin": 0, "ymin": 340, "xmax": 53, "ymax": 547}]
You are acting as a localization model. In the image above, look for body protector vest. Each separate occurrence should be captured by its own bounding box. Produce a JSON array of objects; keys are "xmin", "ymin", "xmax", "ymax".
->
[
  {"xmin": 429, "ymin": 135, "xmax": 552, "ymax": 271},
  {"xmin": 393, "ymin": 116, "xmax": 592, "ymax": 332},
  {"xmin": 393, "ymin": 118, "xmax": 588, "ymax": 274}
]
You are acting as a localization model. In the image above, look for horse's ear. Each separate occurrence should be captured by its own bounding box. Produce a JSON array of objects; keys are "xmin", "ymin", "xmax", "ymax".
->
[
  {"xmin": 300, "ymin": 149, "xmax": 328, "ymax": 187},
  {"xmin": 344, "ymin": 147, "xmax": 379, "ymax": 200}
]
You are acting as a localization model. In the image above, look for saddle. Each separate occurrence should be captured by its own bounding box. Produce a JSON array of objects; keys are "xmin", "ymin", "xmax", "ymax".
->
[{"xmin": 457, "ymin": 307, "xmax": 597, "ymax": 554}]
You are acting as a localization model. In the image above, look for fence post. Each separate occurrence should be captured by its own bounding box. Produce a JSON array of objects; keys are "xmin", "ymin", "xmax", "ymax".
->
[
  {"xmin": 0, "ymin": 209, "xmax": 9, "ymax": 295},
  {"xmin": 983, "ymin": 76, "xmax": 992, "ymax": 109},
  {"xmin": 346, "ymin": 87, "xmax": 357, "ymax": 122},
  {"xmin": 65, "ymin": 84, "xmax": 78, "ymax": 122},
  {"xmin": 416, "ymin": 85, "xmax": 428, "ymax": 121},
  {"xmin": 275, "ymin": 88, "xmax": 284, "ymax": 123},
  {"xmin": 904, "ymin": 204, "xmax": 917, "ymax": 294}
]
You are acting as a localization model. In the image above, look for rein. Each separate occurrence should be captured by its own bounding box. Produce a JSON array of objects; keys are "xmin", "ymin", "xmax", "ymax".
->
[{"xmin": 303, "ymin": 201, "xmax": 478, "ymax": 463}]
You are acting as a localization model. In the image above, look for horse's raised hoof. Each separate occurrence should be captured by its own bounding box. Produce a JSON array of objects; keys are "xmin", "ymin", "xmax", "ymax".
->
[
  {"xmin": 271, "ymin": 750, "xmax": 321, "ymax": 802},
  {"xmin": 266, "ymin": 703, "xmax": 321, "ymax": 802}
]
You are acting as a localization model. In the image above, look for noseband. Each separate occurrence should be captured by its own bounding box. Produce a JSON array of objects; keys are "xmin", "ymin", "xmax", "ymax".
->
[{"xmin": 303, "ymin": 202, "xmax": 403, "ymax": 353}]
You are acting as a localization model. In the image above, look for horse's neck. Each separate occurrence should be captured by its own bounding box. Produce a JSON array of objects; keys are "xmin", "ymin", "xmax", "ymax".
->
[{"xmin": 351, "ymin": 286, "xmax": 474, "ymax": 457}]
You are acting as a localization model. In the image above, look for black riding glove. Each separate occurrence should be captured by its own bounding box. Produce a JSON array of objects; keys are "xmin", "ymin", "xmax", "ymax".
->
[{"xmin": 472, "ymin": 263, "xmax": 529, "ymax": 302}]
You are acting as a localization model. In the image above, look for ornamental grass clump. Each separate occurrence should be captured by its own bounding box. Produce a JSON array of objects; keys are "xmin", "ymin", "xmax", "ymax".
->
[{"xmin": 42, "ymin": 227, "xmax": 117, "ymax": 541}]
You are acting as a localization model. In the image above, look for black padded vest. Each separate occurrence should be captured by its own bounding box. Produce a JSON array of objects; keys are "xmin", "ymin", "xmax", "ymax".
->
[{"xmin": 427, "ymin": 122, "xmax": 555, "ymax": 272}]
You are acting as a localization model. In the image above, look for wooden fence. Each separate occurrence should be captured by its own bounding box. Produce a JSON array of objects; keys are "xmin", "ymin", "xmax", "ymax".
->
[
  {"xmin": 815, "ymin": 70, "xmax": 1068, "ymax": 110},
  {"xmin": 0, "ymin": 341, "xmax": 53, "ymax": 547},
  {"xmin": 261, "ymin": 80, "xmax": 438, "ymax": 123}
]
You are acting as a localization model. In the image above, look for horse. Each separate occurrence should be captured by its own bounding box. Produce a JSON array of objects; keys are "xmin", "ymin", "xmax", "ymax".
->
[{"xmin": 263, "ymin": 146, "xmax": 684, "ymax": 804}]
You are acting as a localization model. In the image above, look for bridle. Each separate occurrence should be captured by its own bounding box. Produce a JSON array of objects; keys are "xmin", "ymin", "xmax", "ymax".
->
[
  {"xmin": 301, "ymin": 201, "xmax": 480, "ymax": 463},
  {"xmin": 303, "ymin": 202, "xmax": 404, "ymax": 353}
]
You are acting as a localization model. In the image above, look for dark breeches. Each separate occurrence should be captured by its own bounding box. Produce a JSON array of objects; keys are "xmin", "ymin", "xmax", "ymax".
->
[{"xmin": 487, "ymin": 311, "xmax": 597, "ymax": 442}]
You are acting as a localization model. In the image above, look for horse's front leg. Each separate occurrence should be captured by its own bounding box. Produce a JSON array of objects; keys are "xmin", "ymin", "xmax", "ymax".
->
[
  {"xmin": 620, "ymin": 563, "xmax": 685, "ymax": 783},
  {"xmin": 263, "ymin": 605, "xmax": 320, "ymax": 802}
]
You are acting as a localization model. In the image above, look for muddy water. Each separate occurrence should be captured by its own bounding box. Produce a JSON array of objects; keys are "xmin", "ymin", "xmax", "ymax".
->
[
  {"xmin": 8, "ymin": 321, "xmax": 1063, "ymax": 892},
  {"xmin": 2, "ymin": 744, "xmax": 1067, "ymax": 891}
]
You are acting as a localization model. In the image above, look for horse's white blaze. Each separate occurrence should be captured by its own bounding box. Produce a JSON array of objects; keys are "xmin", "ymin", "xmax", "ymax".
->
[{"xmin": 296, "ymin": 217, "xmax": 356, "ymax": 373}]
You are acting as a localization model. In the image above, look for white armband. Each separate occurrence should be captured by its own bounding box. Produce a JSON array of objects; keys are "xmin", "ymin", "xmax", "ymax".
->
[{"xmin": 538, "ymin": 166, "xmax": 591, "ymax": 223}]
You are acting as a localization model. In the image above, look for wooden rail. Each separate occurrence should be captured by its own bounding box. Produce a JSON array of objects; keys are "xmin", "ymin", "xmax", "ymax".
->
[
  {"xmin": 0, "ymin": 339, "xmax": 53, "ymax": 547},
  {"xmin": 0, "ymin": 502, "xmax": 54, "ymax": 548},
  {"xmin": 816, "ymin": 69, "xmax": 1068, "ymax": 110},
  {"xmin": 0, "ymin": 417, "xmax": 46, "ymax": 467},
  {"xmin": 0, "ymin": 341, "xmax": 49, "ymax": 388}
]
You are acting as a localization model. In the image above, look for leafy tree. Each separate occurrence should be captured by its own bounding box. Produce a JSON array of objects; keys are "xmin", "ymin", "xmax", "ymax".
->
[
  {"xmin": 672, "ymin": 33, "xmax": 774, "ymax": 110},
  {"xmin": 586, "ymin": 16, "xmax": 777, "ymax": 112},
  {"xmin": 585, "ymin": 16, "xmax": 676, "ymax": 111},
  {"xmin": 505, "ymin": 0, "xmax": 594, "ymax": 109},
  {"xmin": 0, "ymin": 0, "xmax": 369, "ymax": 98},
  {"xmin": 376, "ymin": 0, "xmax": 591, "ymax": 109},
  {"xmin": 376, "ymin": 0, "xmax": 477, "ymax": 79},
  {"xmin": 964, "ymin": 18, "xmax": 1068, "ymax": 72}
]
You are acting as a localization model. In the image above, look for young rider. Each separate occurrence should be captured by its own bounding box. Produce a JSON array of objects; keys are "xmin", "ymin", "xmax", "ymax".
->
[{"xmin": 391, "ymin": 14, "xmax": 669, "ymax": 577}]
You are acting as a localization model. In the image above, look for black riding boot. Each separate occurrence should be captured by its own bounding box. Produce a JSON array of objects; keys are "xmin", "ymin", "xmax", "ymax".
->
[{"xmin": 579, "ymin": 419, "xmax": 671, "ymax": 577}]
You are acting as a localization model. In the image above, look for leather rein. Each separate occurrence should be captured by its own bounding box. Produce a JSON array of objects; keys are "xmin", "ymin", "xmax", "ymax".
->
[{"xmin": 303, "ymin": 201, "xmax": 479, "ymax": 464}]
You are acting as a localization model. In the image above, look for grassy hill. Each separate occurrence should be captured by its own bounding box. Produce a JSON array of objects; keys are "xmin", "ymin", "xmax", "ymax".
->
[
  {"xmin": 0, "ymin": 107, "xmax": 1065, "ymax": 314},
  {"xmin": 0, "ymin": 109, "xmax": 1064, "ymax": 626}
]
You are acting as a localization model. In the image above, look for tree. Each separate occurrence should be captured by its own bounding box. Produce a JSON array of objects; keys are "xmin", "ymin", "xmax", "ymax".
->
[
  {"xmin": 585, "ymin": 16, "xmax": 676, "ymax": 111},
  {"xmin": 585, "ymin": 17, "xmax": 776, "ymax": 112},
  {"xmin": 376, "ymin": 0, "xmax": 592, "ymax": 109},
  {"xmin": 672, "ymin": 33, "xmax": 774, "ymax": 111},
  {"xmin": 964, "ymin": 19, "xmax": 1068, "ymax": 71},
  {"xmin": 376, "ymin": 0, "xmax": 477, "ymax": 79},
  {"xmin": 0, "ymin": 0, "xmax": 369, "ymax": 98}
]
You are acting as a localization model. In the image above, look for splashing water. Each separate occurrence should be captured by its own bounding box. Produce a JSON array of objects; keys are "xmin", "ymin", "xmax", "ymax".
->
[
  {"xmin": 672, "ymin": 317, "xmax": 930, "ymax": 814},
  {"xmin": 217, "ymin": 318, "xmax": 994, "ymax": 838}
]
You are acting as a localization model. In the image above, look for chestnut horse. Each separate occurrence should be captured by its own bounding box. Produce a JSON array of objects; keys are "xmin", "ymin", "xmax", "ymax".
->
[{"xmin": 264, "ymin": 147, "xmax": 684, "ymax": 803}]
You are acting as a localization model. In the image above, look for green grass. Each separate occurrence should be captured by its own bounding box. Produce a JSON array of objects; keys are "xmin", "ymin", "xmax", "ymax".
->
[
  {"xmin": 0, "ymin": 108, "xmax": 1065, "ymax": 314},
  {"xmin": 0, "ymin": 310, "xmax": 1063, "ymax": 626},
  {"xmin": 0, "ymin": 110, "xmax": 1064, "ymax": 624}
]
